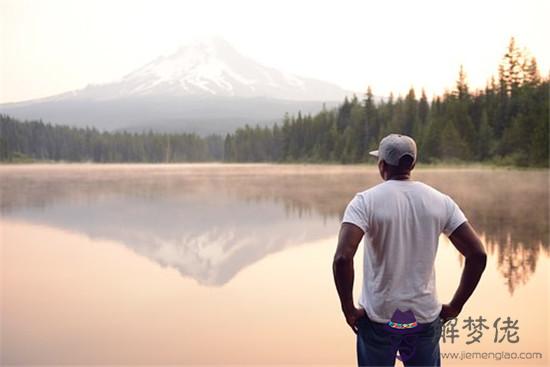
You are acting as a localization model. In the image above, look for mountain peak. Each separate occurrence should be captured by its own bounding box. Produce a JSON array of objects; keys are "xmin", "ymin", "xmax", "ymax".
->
[
  {"xmin": 98, "ymin": 36, "xmax": 350, "ymax": 101},
  {"xmin": 0, "ymin": 37, "xmax": 351, "ymax": 134},
  {"xmin": 175, "ymin": 35, "xmax": 234, "ymax": 54}
]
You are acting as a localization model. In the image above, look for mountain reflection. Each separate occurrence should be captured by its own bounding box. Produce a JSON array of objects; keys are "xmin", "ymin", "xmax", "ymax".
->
[{"xmin": 1, "ymin": 164, "xmax": 548, "ymax": 291}]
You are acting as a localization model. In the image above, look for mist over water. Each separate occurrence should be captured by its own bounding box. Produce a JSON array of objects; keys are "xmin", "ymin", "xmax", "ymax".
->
[
  {"xmin": 1, "ymin": 164, "xmax": 548, "ymax": 364},
  {"xmin": 1, "ymin": 164, "xmax": 547, "ymax": 290}
]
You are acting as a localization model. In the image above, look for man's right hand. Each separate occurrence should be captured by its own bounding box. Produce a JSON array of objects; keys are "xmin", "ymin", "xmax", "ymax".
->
[
  {"xmin": 345, "ymin": 307, "xmax": 366, "ymax": 334},
  {"xmin": 439, "ymin": 303, "xmax": 461, "ymax": 323}
]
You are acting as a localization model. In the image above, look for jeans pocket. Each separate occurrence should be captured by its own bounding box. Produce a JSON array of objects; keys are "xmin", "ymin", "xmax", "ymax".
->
[{"xmin": 357, "ymin": 314, "xmax": 369, "ymax": 331}]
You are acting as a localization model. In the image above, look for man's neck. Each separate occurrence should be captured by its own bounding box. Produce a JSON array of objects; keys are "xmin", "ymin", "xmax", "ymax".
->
[{"xmin": 387, "ymin": 173, "xmax": 411, "ymax": 181}]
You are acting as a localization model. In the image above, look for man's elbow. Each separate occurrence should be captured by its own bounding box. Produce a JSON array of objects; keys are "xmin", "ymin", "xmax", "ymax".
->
[
  {"xmin": 466, "ymin": 249, "xmax": 487, "ymax": 272},
  {"xmin": 333, "ymin": 253, "xmax": 353, "ymax": 270}
]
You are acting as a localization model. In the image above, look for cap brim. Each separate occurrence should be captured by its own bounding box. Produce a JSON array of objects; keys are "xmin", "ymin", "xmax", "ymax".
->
[{"xmin": 369, "ymin": 150, "xmax": 379, "ymax": 158}]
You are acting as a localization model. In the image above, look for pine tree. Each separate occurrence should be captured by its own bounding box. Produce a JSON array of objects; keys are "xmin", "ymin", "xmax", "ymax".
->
[
  {"xmin": 403, "ymin": 88, "xmax": 418, "ymax": 137},
  {"xmin": 477, "ymin": 109, "xmax": 492, "ymax": 160},
  {"xmin": 499, "ymin": 37, "xmax": 526, "ymax": 95},
  {"xmin": 363, "ymin": 86, "xmax": 377, "ymax": 153},
  {"xmin": 456, "ymin": 65, "xmax": 469, "ymax": 100},
  {"xmin": 524, "ymin": 56, "xmax": 541, "ymax": 85}
]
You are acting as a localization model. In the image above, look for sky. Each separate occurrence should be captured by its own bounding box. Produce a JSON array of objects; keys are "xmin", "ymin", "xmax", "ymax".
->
[{"xmin": 0, "ymin": 0, "xmax": 548, "ymax": 103}]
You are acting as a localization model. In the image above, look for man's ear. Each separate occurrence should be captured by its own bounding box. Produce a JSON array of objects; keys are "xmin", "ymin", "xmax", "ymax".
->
[{"xmin": 378, "ymin": 160, "xmax": 386, "ymax": 180}]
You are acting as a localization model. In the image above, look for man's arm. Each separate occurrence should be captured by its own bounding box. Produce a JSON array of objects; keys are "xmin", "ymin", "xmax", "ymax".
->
[
  {"xmin": 333, "ymin": 222, "xmax": 366, "ymax": 334},
  {"xmin": 440, "ymin": 221, "xmax": 487, "ymax": 321}
]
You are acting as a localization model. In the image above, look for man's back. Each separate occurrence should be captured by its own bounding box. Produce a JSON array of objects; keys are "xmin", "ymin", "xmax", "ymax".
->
[
  {"xmin": 342, "ymin": 179, "xmax": 467, "ymax": 323},
  {"xmin": 333, "ymin": 133, "xmax": 486, "ymax": 366}
]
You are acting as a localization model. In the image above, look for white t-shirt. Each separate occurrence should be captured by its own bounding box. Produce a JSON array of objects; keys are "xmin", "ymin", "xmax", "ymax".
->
[{"xmin": 342, "ymin": 179, "xmax": 467, "ymax": 323}]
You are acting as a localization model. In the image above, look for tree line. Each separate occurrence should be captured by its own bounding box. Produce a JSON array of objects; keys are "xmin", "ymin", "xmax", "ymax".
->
[
  {"xmin": 1, "ymin": 37, "xmax": 548, "ymax": 166},
  {"xmin": 0, "ymin": 118, "xmax": 224, "ymax": 162},
  {"xmin": 225, "ymin": 38, "xmax": 548, "ymax": 167}
]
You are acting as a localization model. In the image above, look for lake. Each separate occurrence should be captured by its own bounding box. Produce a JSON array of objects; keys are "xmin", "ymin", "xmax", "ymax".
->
[{"xmin": 1, "ymin": 164, "xmax": 548, "ymax": 366}]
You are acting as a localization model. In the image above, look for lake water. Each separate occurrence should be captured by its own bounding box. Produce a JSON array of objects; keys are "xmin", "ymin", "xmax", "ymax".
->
[{"xmin": 1, "ymin": 164, "xmax": 548, "ymax": 366}]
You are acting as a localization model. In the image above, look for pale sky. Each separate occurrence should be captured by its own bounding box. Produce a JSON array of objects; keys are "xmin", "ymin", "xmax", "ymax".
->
[{"xmin": 1, "ymin": 0, "xmax": 548, "ymax": 103}]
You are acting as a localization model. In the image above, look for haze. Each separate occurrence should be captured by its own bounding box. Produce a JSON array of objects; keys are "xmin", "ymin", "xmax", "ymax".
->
[{"xmin": 1, "ymin": 0, "xmax": 549, "ymax": 103}]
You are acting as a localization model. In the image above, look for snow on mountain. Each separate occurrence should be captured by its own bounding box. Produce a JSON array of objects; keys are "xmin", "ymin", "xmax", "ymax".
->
[
  {"xmin": 64, "ymin": 36, "xmax": 349, "ymax": 101},
  {"xmin": 0, "ymin": 37, "xmax": 351, "ymax": 133}
]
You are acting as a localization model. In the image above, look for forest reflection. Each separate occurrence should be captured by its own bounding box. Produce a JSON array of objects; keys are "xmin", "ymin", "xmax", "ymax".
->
[{"xmin": 1, "ymin": 164, "xmax": 547, "ymax": 293}]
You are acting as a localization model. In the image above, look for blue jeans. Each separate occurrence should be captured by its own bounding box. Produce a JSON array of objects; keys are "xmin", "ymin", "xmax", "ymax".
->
[{"xmin": 356, "ymin": 313, "xmax": 443, "ymax": 367}]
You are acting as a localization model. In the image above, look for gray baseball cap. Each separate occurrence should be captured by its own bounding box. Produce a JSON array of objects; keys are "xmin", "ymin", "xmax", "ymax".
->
[{"xmin": 369, "ymin": 134, "xmax": 417, "ymax": 166}]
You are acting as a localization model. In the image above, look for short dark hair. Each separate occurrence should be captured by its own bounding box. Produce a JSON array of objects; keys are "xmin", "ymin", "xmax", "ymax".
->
[{"xmin": 385, "ymin": 154, "xmax": 415, "ymax": 175}]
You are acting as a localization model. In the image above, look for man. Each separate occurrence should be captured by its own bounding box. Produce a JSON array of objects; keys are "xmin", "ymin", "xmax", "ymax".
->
[{"xmin": 333, "ymin": 134, "xmax": 487, "ymax": 366}]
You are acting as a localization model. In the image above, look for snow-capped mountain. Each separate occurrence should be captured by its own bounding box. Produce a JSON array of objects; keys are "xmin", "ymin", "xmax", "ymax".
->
[
  {"xmin": 73, "ymin": 36, "xmax": 348, "ymax": 101},
  {"xmin": 0, "ymin": 37, "xmax": 351, "ymax": 133}
]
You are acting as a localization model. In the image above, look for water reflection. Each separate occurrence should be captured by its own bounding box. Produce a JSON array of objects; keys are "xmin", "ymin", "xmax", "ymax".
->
[{"xmin": 0, "ymin": 164, "xmax": 548, "ymax": 292}]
